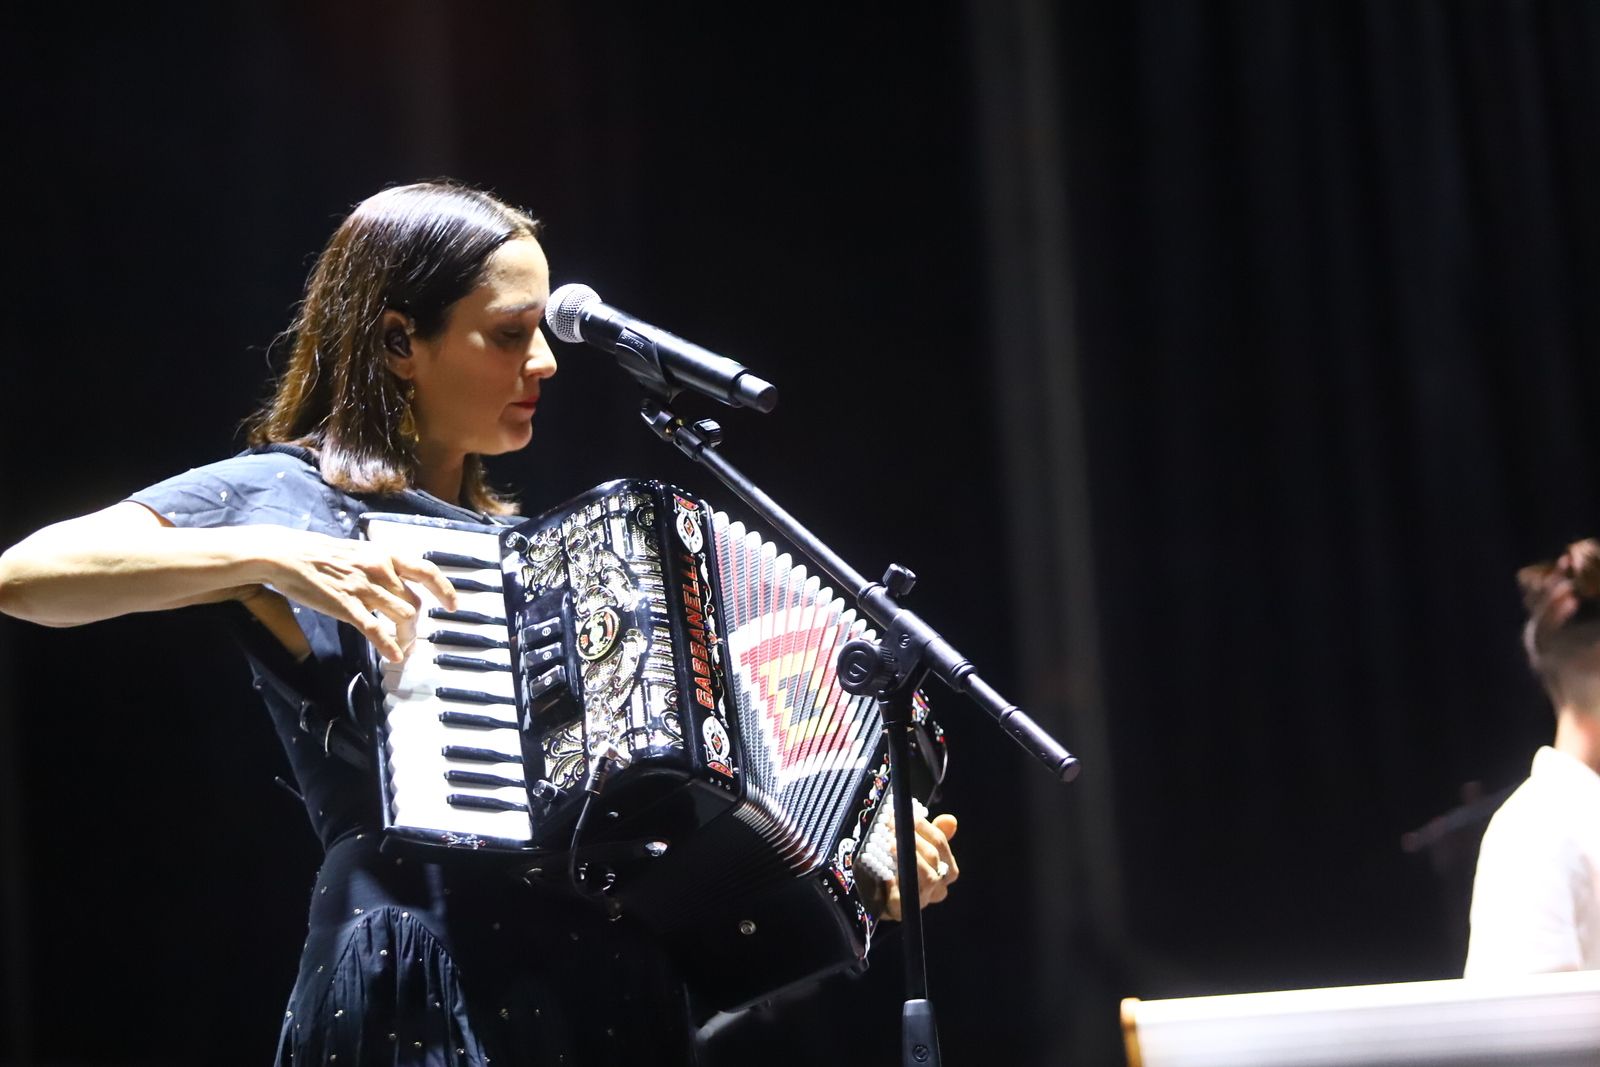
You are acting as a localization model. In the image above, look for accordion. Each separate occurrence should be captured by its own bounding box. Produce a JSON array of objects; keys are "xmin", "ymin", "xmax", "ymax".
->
[{"xmin": 359, "ymin": 479, "xmax": 944, "ymax": 1010}]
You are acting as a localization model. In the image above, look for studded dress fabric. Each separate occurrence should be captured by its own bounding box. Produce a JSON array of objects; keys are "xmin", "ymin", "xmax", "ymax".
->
[{"xmin": 129, "ymin": 448, "xmax": 699, "ymax": 1067}]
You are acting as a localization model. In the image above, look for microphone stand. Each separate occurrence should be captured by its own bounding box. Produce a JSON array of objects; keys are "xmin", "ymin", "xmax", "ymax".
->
[{"xmin": 638, "ymin": 397, "xmax": 1080, "ymax": 1067}]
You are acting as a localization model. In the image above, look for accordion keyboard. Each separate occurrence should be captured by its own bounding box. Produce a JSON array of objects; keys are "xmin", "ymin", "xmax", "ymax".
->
[{"xmin": 362, "ymin": 517, "xmax": 534, "ymax": 847}]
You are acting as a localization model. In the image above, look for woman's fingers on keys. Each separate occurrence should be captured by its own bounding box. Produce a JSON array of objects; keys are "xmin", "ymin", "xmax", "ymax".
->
[{"xmin": 394, "ymin": 554, "xmax": 457, "ymax": 611}]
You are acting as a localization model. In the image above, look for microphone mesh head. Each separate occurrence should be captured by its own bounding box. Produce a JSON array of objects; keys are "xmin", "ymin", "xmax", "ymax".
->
[{"xmin": 546, "ymin": 283, "xmax": 600, "ymax": 343}]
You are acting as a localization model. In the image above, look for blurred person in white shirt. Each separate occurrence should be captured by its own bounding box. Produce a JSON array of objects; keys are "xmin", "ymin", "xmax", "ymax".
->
[{"xmin": 1465, "ymin": 538, "xmax": 1600, "ymax": 976}]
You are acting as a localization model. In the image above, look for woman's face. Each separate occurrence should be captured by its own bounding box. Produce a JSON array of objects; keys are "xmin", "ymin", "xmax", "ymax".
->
[{"xmin": 398, "ymin": 236, "xmax": 558, "ymax": 460}]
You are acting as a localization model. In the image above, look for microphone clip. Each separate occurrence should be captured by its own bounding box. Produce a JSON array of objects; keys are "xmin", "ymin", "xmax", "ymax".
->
[{"xmin": 604, "ymin": 321, "xmax": 679, "ymax": 403}]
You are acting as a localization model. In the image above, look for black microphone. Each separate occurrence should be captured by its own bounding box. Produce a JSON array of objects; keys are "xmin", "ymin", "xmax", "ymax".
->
[{"xmin": 545, "ymin": 284, "xmax": 778, "ymax": 412}]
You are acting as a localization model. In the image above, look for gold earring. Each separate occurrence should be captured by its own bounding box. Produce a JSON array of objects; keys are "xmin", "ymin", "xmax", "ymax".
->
[{"xmin": 397, "ymin": 380, "xmax": 419, "ymax": 447}]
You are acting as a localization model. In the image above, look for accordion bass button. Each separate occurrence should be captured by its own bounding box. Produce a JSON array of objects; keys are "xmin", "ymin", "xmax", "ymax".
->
[
  {"xmin": 644, "ymin": 840, "xmax": 669, "ymax": 858},
  {"xmin": 737, "ymin": 920, "xmax": 757, "ymax": 937}
]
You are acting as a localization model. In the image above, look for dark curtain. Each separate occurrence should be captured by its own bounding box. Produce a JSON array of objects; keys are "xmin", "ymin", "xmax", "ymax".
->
[{"xmin": 1048, "ymin": 0, "xmax": 1600, "ymax": 1042}]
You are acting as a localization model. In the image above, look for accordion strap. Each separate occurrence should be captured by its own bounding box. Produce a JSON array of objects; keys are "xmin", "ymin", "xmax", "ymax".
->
[{"xmin": 229, "ymin": 596, "xmax": 375, "ymax": 772}]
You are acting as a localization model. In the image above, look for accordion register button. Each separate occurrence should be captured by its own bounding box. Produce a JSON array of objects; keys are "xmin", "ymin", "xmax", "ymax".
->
[
  {"xmin": 524, "ymin": 663, "xmax": 567, "ymax": 699},
  {"xmin": 520, "ymin": 616, "xmax": 563, "ymax": 642},
  {"xmin": 520, "ymin": 642, "xmax": 561, "ymax": 670}
]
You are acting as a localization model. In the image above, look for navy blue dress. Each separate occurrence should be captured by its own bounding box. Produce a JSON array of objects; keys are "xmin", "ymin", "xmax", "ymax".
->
[{"xmin": 130, "ymin": 448, "xmax": 698, "ymax": 1067}]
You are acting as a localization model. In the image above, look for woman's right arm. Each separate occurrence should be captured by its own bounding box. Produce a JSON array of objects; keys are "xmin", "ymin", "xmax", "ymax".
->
[{"xmin": 0, "ymin": 501, "xmax": 455, "ymax": 662}]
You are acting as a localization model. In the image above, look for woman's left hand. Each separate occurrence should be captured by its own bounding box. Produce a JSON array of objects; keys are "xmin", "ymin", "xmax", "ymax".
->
[{"xmin": 861, "ymin": 812, "xmax": 960, "ymax": 922}]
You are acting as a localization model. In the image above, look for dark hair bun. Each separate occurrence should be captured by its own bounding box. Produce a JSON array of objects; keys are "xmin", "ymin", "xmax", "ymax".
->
[{"xmin": 1518, "ymin": 538, "xmax": 1600, "ymax": 658}]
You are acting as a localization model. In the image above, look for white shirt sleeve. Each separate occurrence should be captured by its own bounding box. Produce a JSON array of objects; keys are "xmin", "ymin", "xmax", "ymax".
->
[{"xmin": 1465, "ymin": 797, "xmax": 1585, "ymax": 976}]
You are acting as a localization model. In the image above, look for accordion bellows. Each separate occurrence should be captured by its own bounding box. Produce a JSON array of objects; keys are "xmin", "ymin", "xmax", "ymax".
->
[{"xmin": 361, "ymin": 479, "xmax": 942, "ymax": 1009}]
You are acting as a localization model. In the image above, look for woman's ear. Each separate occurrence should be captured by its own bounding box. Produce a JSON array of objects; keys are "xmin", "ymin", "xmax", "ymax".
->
[{"xmin": 381, "ymin": 308, "xmax": 416, "ymax": 377}]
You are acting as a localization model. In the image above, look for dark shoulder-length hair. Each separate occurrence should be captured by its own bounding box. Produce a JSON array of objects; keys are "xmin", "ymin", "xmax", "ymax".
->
[
  {"xmin": 246, "ymin": 180, "xmax": 540, "ymax": 515},
  {"xmin": 1518, "ymin": 538, "xmax": 1600, "ymax": 711}
]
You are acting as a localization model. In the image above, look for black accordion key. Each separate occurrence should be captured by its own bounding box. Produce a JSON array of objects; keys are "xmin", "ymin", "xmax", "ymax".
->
[
  {"xmin": 442, "ymin": 745, "xmax": 523, "ymax": 765},
  {"xmin": 428, "ymin": 629, "xmax": 509, "ymax": 651},
  {"xmin": 433, "ymin": 653, "xmax": 510, "ymax": 673},
  {"xmin": 444, "ymin": 769, "xmax": 526, "ymax": 789},
  {"xmin": 447, "ymin": 794, "xmax": 528, "ymax": 813},
  {"xmin": 447, "ymin": 577, "xmax": 500, "ymax": 594},
  {"xmin": 429, "ymin": 607, "xmax": 507, "ymax": 627},
  {"xmin": 439, "ymin": 711, "xmax": 518, "ymax": 731},
  {"xmin": 423, "ymin": 550, "xmax": 498, "ymax": 571},
  {"xmin": 435, "ymin": 687, "xmax": 515, "ymax": 707}
]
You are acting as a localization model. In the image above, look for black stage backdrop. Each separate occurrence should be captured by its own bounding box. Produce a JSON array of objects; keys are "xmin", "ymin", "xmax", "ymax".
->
[{"xmin": 1, "ymin": 3, "xmax": 1596, "ymax": 1065}]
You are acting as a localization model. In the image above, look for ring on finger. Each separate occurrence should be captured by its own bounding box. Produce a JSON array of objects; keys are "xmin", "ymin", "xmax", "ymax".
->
[{"xmin": 934, "ymin": 859, "xmax": 950, "ymax": 880}]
